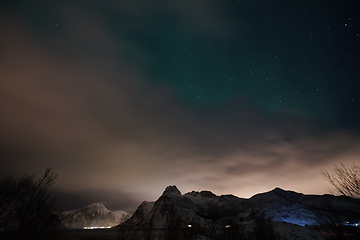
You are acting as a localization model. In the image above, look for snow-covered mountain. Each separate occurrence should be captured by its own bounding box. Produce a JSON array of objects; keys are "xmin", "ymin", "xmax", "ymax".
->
[
  {"xmin": 125, "ymin": 186, "xmax": 359, "ymax": 227},
  {"xmin": 250, "ymin": 187, "xmax": 360, "ymax": 225},
  {"xmin": 119, "ymin": 186, "xmax": 360, "ymax": 240},
  {"xmin": 56, "ymin": 202, "xmax": 129, "ymax": 229},
  {"xmin": 123, "ymin": 185, "xmax": 253, "ymax": 229}
]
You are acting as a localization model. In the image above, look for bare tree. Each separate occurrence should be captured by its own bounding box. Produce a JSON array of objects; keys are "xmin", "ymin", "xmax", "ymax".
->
[
  {"xmin": 0, "ymin": 168, "xmax": 61, "ymax": 240},
  {"xmin": 321, "ymin": 163, "xmax": 360, "ymax": 239},
  {"xmin": 322, "ymin": 164, "xmax": 360, "ymax": 200}
]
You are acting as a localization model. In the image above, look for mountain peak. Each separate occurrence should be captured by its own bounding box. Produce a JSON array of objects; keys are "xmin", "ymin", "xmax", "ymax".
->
[
  {"xmin": 200, "ymin": 190, "xmax": 217, "ymax": 198},
  {"xmin": 86, "ymin": 202, "xmax": 106, "ymax": 209},
  {"xmin": 162, "ymin": 185, "xmax": 181, "ymax": 196},
  {"xmin": 271, "ymin": 187, "xmax": 286, "ymax": 192},
  {"xmin": 270, "ymin": 187, "xmax": 303, "ymax": 196}
]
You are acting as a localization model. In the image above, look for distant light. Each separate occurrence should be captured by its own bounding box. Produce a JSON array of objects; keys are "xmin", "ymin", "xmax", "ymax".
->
[
  {"xmin": 225, "ymin": 225, "xmax": 231, "ymax": 228},
  {"xmin": 187, "ymin": 224, "xmax": 192, "ymax": 228},
  {"xmin": 83, "ymin": 226, "xmax": 112, "ymax": 230}
]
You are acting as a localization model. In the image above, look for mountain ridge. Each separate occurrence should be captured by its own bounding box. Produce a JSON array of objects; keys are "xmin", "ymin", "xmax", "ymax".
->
[
  {"xmin": 115, "ymin": 185, "xmax": 360, "ymax": 240},
  {"xmin": 124, "ymin": 185, "xmax": 360, "ymax": 227}
]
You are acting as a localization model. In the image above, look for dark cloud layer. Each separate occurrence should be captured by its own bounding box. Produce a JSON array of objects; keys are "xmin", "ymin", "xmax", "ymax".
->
[{"xmin": 1, "ymin": 1, "xmax": 359, "ymax": 211}]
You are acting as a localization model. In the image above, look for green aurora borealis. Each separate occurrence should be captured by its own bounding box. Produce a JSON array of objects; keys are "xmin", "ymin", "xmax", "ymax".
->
[{"xmin": 1, "ymin": 0, "xmax": 359, "ymax": 211}]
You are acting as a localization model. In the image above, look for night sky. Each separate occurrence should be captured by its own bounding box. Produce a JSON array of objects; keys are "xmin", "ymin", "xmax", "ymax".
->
[{"xmin": 1, "ymin": 0, "xmax": 359, "ymax": 212}]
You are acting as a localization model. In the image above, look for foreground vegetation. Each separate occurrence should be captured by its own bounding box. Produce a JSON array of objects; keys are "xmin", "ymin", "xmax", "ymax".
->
[{"xmin": 0, "ymin": 168, "xmax": 61, "ymax": 240}]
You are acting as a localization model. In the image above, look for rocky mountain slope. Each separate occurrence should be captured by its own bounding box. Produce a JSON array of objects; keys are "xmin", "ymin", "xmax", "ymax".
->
[
  {"xmin": 56, "ymin": 202, "xmax": 129, "ymax": 229},
  {"xmin": 126, "ymin": 186, "xmax": 360, "ymax": 227},
  {"xmin": 250, "ymin": 187, "xmax": 360, "ymax": 225},
  {"xmin": 123, "ymin": 186, "xmax": 254, "ymax": 229},
  {"xmin": 119, "ymin": 185, "xmax": 360, "ymax": 240}
]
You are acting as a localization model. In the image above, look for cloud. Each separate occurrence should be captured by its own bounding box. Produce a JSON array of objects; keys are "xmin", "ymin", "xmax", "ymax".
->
[{"xmin": 1, "ymin": 2, "xmax": 360, "ymax": 211}]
